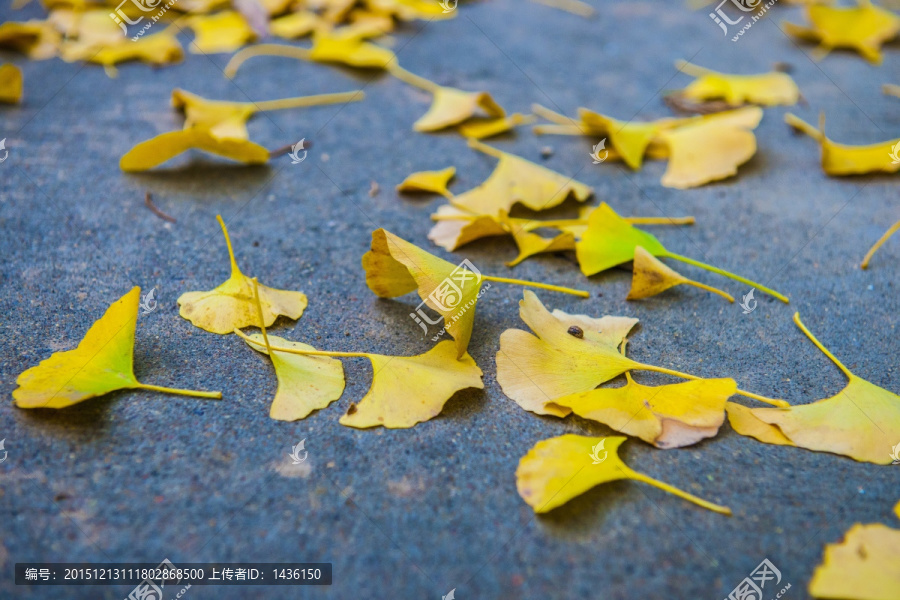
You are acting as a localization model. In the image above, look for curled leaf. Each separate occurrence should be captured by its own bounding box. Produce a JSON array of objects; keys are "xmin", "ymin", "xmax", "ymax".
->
[
  {"xmin": 786, "ymin": 113, "xmax": 900, "ymax": 176},
  {"xmin": 516, "ymin": 434, "xmax": 731, "ymax": 514},
  {"xmin": 457, "ymin": 113, "xmax": 535, "ymax": 140},
  {"xmin": 119, "ymin": 129, "xmax": 269, "ymax": 171},
  {"xmin": 396, "ymin": 166, "xmax": 456, "ymax": 198},
  {"xmin": 628, "ymin": 246, "xmax": 734, "ymax": 302},
  {"xmin": 427, "ymin": 205, "xmax": 509, "ymax": 251},
  {"xmin": 178, "ymin": 215, "xmax": 307, "ymax": 334},
  {"xmin": 783, "ymin": 2, "xmax": 900, "ymax": 64},
  {"xmin": 731, "ymin": 313, "xmax": 900, "ymax": 464},
  {"xmin": 0, "ymin": 63, "xmax": 23, "ymax": 103},
  {"xmin": 674, "ymin": 60, "xmax": 800, "ymax": 106},
  {"xmin": 13, "ymin": 287, "xmax": 221, "ymax": 408}
]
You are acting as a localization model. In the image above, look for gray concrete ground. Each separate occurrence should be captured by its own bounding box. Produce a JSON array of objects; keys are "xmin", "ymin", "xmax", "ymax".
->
[{"xmin": 1, "ymin": 0, "xmax": 898, "ymax": 598}]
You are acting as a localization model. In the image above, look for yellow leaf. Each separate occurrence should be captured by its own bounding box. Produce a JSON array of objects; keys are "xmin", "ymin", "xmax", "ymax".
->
[
  {"xmin": 188, "ymin": 11, "xmax": 257, "ymax": 53},
  {"xmin": 628, "ymin": 245, "xmax": 734, "ymax": 302},
  {"xmin": 427, "ymin": 204, "xmax": 509, "ymax": 251},
  {"xmin": 496, "ymin": 291, "xmax": 640, "ymax": 416},
  {"xmin": 578, "ymin": 110, "xmax": 665, "ymax": 170},
  {"xmin": 0, "ymin": 63, "xmax": 23, "ymax": 103},
  {"xmin": 675, "ymin": 59, "xmax": 800, "ymax": 106},
  {"xmin": 0, "ymin": 20, "xmax": 61, "ymax": 60},
  {"xmin": 659, "ymin": 106, "xmax": 762, "ymax": 189},
  {"xmin": 367, "ymin": 0, "xmax": 458, "ymax": 20},
  {"xmin": 786, "ymin": 113, "xmax": 900, "ymax": 176},
  {"xmin": 516, "ymin": 434, "xmax": 731, "ymax": 514},
  {"xmin": 551, "ymin": 374, "xmax": 735, "ymax": 448},
  {"xmin": 784, "ymin": 2, "xmax": 900, "ymax": 64},
  {"xmin": 396, "ymin": 166, "xmax": 456, "ymax": 197},
  {"xmin": 13, "ymin": 287, "xmax": 221, "ymax": 408},
  {"xmin": 338, "ymin": 341, "xmax": 483, "ymax": 429},
  {"xmin": 363, "ymin": 230, "xmax": 588, "ymax": 358},
  {"xmin": 457, "ymin": 113, "xmax": 535, "ymax": 140},
  {"xmin": 90, "ymin": 32, "xmax": 183, "ymax": 70},
  {"xmin": 450, "ymin": 139, "xmax": 592, "ymax": 215},
  {"xmin": 413, "ymin": 86, "xmax": 505, "ymax": 132},
  {"xmin": 736, "ymin": 313, "xmax": 900, "ymax": 464},
  {"xmin": 726, "ymin": 401, "xmax": 795, "ymax": 446},
  {"xmin": 809, "ymin": 523, "xmax": 900, "ymax": 600},
  {"xmin": 225, "ymin": 33, "xmax": 396, "ymax": 74},
  {"xmin": 119, "ymin": 129, "xmax": 269, "ymax": 171},
  {"xmin": 270, "ymin": 11, "xmax": 322, "ymax": 39},
  {"xmin": 885, "ymin": 83, "xmax": 900, "ymax": 99},
  {"xmin": 503, "ymin": 220, "xmax": 576, "ymax": 268},
  {"xmin": 178, "ymin": 215, "xmax": 307, "ymax": 334}
]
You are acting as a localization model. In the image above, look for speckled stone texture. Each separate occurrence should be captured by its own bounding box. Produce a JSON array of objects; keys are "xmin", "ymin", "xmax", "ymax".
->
[{"xmin": 1, "ymin": 1, "xmax": 898, "ymax": 599}]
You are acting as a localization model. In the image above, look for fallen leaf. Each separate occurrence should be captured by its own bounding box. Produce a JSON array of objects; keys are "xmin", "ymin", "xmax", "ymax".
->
[
  {"xmin": 0, "ymin": 63, "xmax": 23, "ymax": 103},
  {"xmin": 0, "ymin": 20, "xmax": 61, "ymax": 60},
  {"xmin": 809, "ymin": 523, "xmax": 900, "ymax": 600},
  {"xmin": 237, "ymin": 279, "xmax": 344, "ymax": 421},
  {"xmin": 187, "ymin": 11, "xmax": 257, "ymax": 53},
  {"xmin": 726, "ymin": 401, "xmax": 794, "ymax": 446},
  {"xmin": 673, "ymin": 59, "xmax": 800, "ymax": 106},
  {"xmin": 506, "ymin": 227, "xmax": 576, "ymax": 268},
  {"xmin": 551, "ymin": 373, "xmax": 735, "ymax": 448},
  {"xmin": 119, "ymin": 129, "xmax": 270, "ymax": 171},
  {"xmin": 783, "ymin": 2, "xmax": 900, "ymax": 64},
  {"xmin": 628, "ymin": 246, "xmax": 734, "ymax": 302},
  {"xmin": 427, "ymin": 204, "xmax": 510, "ymax": 251},
  {"xmin": 786, "ymin": 112, "xmax": 900, "ymax": 176},
  {"xmin": 270, "ymin": 10, "xmax": 322, "ymax": 39},
  {"xmin": 450, "ymin": 139, "xmax": 592, "ymax": 215},
  {"xmin": 861, "ymin": 218, "xmax": 900, "ymax": 269},
  {"xmin": 224, "ymin": 32, "xmax": 396, "ymax": 75},
  {"xmin": 363, "ymin": 229, "xmax": 588, "ymax": 358},
  {"xmin": 178, "ymin": 215, "xmax": 307, "ymax": 334},
  {"xmin": 457, "ymin": 113, "xmax": 535, "ymax": 140},
  {"xmin": 732, "ymin": 313, "xmax": 900, "ymax": 464},
  {"xmin": 367, "ymin": 0, "xmax": 459, "ymax": 20},
  {"xmin": 396, "ymin": 166, "xmax": 456, "ymax": 198},
  {"xmin": 885, "ymin": 83, "xmax": 900, "ymax": 99},
  {"xmin": 576, "ymin": 202, "xmax": 788, "ymax": 302},
  {"xmin": 13, "ymin": 287, "xmax": 221, "ymax": 408},
  {"xmin": 516, "ymin": 434, "xmax": 731, "ymax": 514}
]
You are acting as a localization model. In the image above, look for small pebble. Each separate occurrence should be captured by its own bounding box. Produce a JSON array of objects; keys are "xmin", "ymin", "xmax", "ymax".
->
[{"xmin": 540, "ymin": 146, "xmax": 553, "ymax": 159}]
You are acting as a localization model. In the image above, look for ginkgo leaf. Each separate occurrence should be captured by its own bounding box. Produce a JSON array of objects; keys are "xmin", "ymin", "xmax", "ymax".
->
[
  {"xmin": 171, "ymin": 88, "xmax": 364, "ymax": 140},
  {"xmin": 783, "ymin": 1, "xmax": 900, "ymax": 64},
  {"xmin": 0, "ymin": 63, "xmax": 23, "ymax": 103},
  {"xmin": 659, "ymin": 106, "xmax": 762, "ymax": 188},
  {"xmin": 628, "ymin": 246, "xmax": 734, "ymax": 302},
  {"xmin": 367, "ymin": 0, "xmax": 458, "ymax": 20},
  {"xmin": 0, "ymin": 20, "xmax": 61, "ymax": 60},
  {"xmin": 733, "ymin": 313, "xmax": 900, "ymax": 465},
  {"xmin": 224, "ymin": 32, "xmax": 396, "ymax": 75},
  {"xmin": 270, "ymin": 10, "xmax": 322, "ymax": 39},
  {"xmin": 516, "ymin": 434, "xmax": 731, "ymax": 514},
  {"xmin": 13, "ymin": 287, "xmax": 221, "ymax": 409},
  {"xmin": 89, "ymin": 32, "xmax": 183, "ymax": 72},
  {"xmin": 119, "ymin": 129, "xmax": 269, "ymax": 171},
  {"xmin": 363, "ymin": 229, "xmax": 588, "ymax": 358},
  {"xmin": 427, "ymin": 204, "xmax": 510, "ymax": 251},
  {"xmin": 235, "ymin": 278, "xmax": 344, "ymax": 421},
  {"xmin": 861, "ymin": 218, "xmax": 900, "ymax": 269},
  {"xmin": 673, "ymin": 60, "xmax": 800, "ymax": 106},
  {"xmin": 187, "ymin": 11, "xmax": 257, "ymax": 53},
  {"xmin": 725, "ymin": 401, "xmax": 794, "ymax": 446},
  {"xmin": 808, "ymin": 523, "xmax": 900, "ymax": 600},
  {"xmin": 578, "ymin": 110, "xmax": 668, "ymax": 170},
  {"xmin": 551, "ymin": 374, "xmax": 735, "ymax": 449},
  {"xmin": 385, "ymin": 63, "xmax": 506, "ymax": 132},
  {"xmin": 450, "ymin": 139, "xmax": 592, "ymax": 216},
  {"xmin": 396, "ymin": 166, "xmax": 456, "ymax": 198},
  {"xmin": 497, "ymin": 291, "xmax": 787, "ymax": 417},
  {"xmin": 507, "ymin": 228, "xmax": 576, "ymax": 268},
  {"xmin": 456, "ymin": 113, "xmax": 535, "ymax": 140},
  {"xmin": 786, "ymin": 113, "xmax": 900, "ymax": 176},
  {"xmin": 576, "ymin": 202, "xmax": 788, "ymax": 302},
  {"xmin": 178, "ymin": 215, "xmax": 307, "ymax": 334}
]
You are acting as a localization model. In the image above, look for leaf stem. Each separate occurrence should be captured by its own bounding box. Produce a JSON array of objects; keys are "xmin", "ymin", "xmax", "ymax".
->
[
  {"xmin": 685, "ymin": 280, "xmax": 734, "ymax": 303},
  {"xmin": 784, "ymin": 113, "xmax": 824, "ymax": 142},
  {"xmin": 250, "ymin": 91, "xmax": 365, "ymax": 112},
  {"xmin": 792, "ymin": 312, "xmax": 854, "ymax": 380},
  {"xmin": 224, "ymin": 44, "xmax": 313, "ymax": 78},
  {"xmin": 135, "ymin": 383, "xmax": 222, "ymax": 399},
  {"xmin": 532, "ymin": 124, "xmax": 585, "ymax": 136},
  {"xmin": 633, "ymin": 362, "xmax": 789, "ymax": 408},
  {"xmin": 386, "ymin": 63, "xmax": 440, "ymax": 93},
  {"xmin": 467, "ymin": 138, "xmax": 506, "ymax": 159},
  {"xmin": 481, "ymin": 275, "xmax": 589, "ymax": 298},
  {"xmin": 251, "ymin": 278, "xmax": 271, "ymax": 352},
  {"xmin": 531, "ymin": 103, "xmax": 575, "ymax": 126},
  {"xmin": 235, "ymin": 329, "xmax": 371, "ymax": 358},
  {"xmin": 216, "ymin": 214, "xmax": 242, "ymax": 276},
  {"xmin": 861, "ymin": 218, "xmax": 900, "ymax": 269},
  {"xmin": 662, "ymin": 251, "xmax": 789, "ymax": 303},
  {"xmin": 675, "ymin": 59, "xmax": 715, "ymax": 78},
  {"xmin": 628, "ymin": 471, "xmax": 732, "ymax": 515}
]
